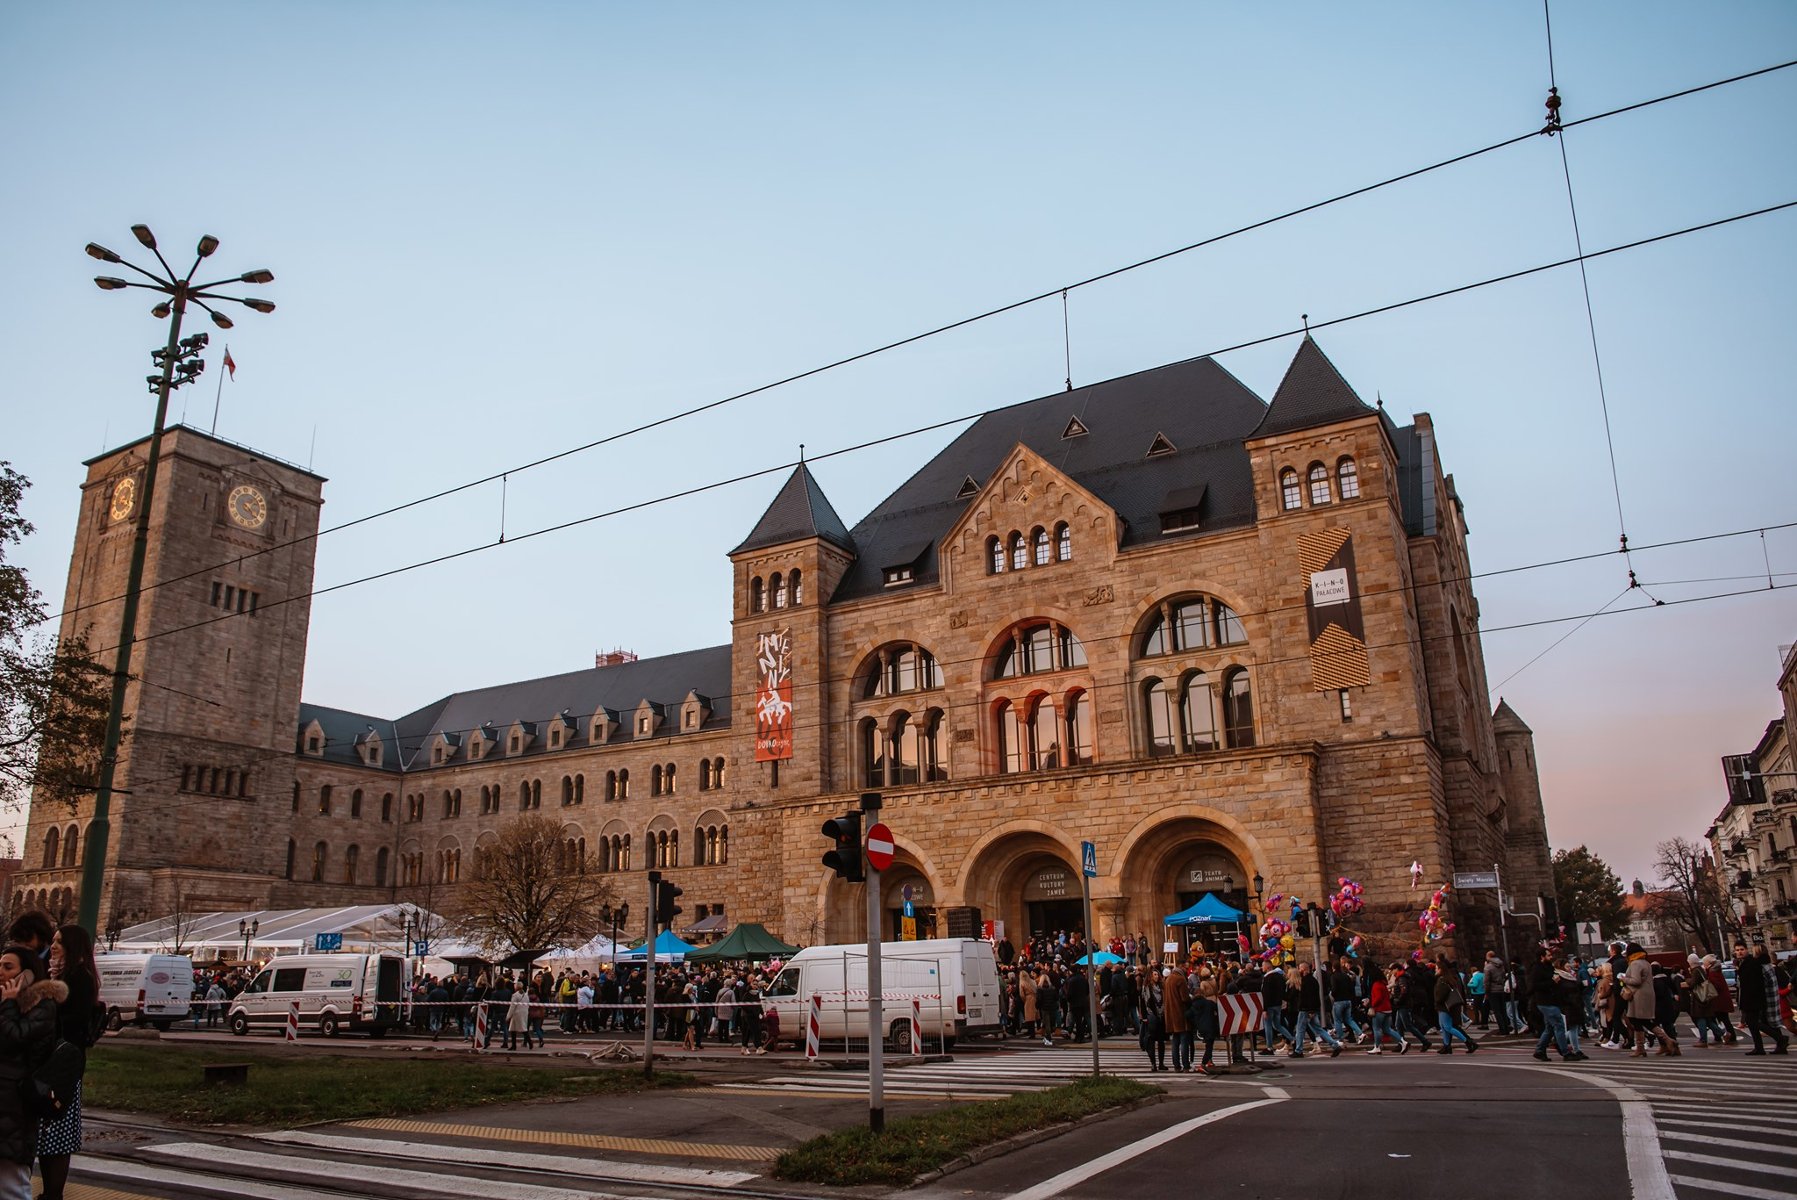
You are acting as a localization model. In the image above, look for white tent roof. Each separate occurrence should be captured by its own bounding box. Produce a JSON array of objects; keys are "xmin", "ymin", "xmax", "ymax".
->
[{"xmin": 112, "ymin": 904, "xmax": 458, "ymax": 956}]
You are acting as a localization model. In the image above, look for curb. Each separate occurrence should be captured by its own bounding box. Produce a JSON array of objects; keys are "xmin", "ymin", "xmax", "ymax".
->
[{"xmin": 909, "ymin": 1092, "xmax": 1171, "ymax": 1188}]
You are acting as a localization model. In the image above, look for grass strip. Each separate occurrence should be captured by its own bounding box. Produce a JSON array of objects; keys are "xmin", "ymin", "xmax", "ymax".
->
[
  {"xmin": 772, "ymin": 1074, "xmax": 1159, "ymax": 1186},
  {"xmin": 85, "ymin": 1043, "xmax": 691, "ymax": 1126}
]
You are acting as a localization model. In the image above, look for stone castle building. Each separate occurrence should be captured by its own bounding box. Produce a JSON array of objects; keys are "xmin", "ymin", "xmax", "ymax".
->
[{"xmin": 19, "ymin": 338, "xmax": 1555, "ymax": 956}]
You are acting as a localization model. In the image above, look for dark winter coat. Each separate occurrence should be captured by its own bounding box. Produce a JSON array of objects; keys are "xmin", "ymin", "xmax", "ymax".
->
[{"xmin": 0, "ymin": 978, "xmax": 67, "ymax": 1164}]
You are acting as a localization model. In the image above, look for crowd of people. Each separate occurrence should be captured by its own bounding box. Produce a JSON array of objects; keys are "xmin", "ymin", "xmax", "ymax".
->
[{"xmin": 990, "ymin": 929, "xmax": 1796, "ymax": 1071}]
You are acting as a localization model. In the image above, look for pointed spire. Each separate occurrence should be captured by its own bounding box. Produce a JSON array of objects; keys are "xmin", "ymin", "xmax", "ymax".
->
[
  {"xmin": 732, "ymin": 462, "xmax": 856, "ymax": 555},
  {"xmin": 1251, "ymin": 337, "xmax": 1376, "ymax": 438},
  {"xmin": 1492, "ymin": 699, "xmax": 1533, "ymax": 736}
]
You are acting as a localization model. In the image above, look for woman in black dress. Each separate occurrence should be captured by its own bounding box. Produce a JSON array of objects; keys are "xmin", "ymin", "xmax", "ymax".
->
[{"xmin": 38, "ymin": 924, "xmax": 100, "ymax": 1200}]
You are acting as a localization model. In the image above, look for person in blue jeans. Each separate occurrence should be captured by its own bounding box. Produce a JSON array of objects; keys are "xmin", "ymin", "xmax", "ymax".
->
[
  {"xmin": 1528, "ymin": 950, "xmax": 1580, "ymax": 1060},
  {"xmin": 1431, "ymin": 958, "xmax": 1479, "ymax": 1054},
  {"xmin": 1328, "ymin": 960, "xmax": 1364, "ymax": 1043},
  {"xmin": 1293, "ymin": 963, "xmax": 1342, "ymax": 1057}
]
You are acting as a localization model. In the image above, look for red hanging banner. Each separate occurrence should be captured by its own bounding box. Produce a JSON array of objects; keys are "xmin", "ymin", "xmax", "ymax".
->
[{"xmin": 754, "ymin": 628, "xmax": 794, "ymax": 761}]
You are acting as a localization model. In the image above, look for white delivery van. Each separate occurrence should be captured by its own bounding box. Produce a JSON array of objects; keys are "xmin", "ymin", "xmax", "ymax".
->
[
  {"xmin": 227, "ymin": 953, "xmax": 406, "ymax": 1037},
  {"xmin": 96, "ymin": 953, "xmax": 193, "ymax": 1030},
  {"xmin": 763, "ymin": 937, "xmax": 1001, "ymax": 1049}
]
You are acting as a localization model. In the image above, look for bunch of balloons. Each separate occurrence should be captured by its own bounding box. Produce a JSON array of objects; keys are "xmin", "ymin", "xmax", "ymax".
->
[
  {"xmin": 1329, "ymin": 877, "xmax": 1365, "ymax": 919},
  {"xmin": 1417, "ymin": 885, "xmax": 1455, "ymax": 942},
  {"xmin": 1256, "ymin": 914, "xmax": 1295, "ymax": 965}
]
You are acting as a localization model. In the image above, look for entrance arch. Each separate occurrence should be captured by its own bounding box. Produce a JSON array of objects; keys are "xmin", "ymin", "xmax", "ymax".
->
[
  {"xmin": 814, "ymin": 837, "xmax": 942, "ymax": 946},
  {"xmin": 1115, "ymin": 809, "xmax": 1267, "ymax": 954},
  {"xmin": 957, "ymin": 822, "xmax": 1082, "ymax": 944}
]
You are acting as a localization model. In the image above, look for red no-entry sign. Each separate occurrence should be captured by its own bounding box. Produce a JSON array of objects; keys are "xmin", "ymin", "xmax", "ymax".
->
[{"xmin": 865, "ymin": 822, "xmax": 895, "ymax": 872}]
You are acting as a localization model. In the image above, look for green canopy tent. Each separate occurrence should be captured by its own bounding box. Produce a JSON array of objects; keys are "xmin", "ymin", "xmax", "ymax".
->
[{"xmin": 684, "ymin": 922, "xmax": 800, "ymax": 962}]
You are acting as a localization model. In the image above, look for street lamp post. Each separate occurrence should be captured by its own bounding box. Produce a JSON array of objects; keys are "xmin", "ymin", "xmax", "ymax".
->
[
  {"xmin": 239, "ymin": 917, "xmax": 258, "ymax": 964},
  {"xmin": 78, "ymin": 227, "xmax": 275, "ymax": 934}
]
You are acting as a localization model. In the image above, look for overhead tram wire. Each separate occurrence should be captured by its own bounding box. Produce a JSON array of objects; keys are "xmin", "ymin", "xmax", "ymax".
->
[
  {"xmin": 40, "ymin": 58, "xmax": 1797, "ymax": 634},
  {"xmin": 73, "ymin": 197, "xmax": 1797, "ymax": 665},
  {"xmin": 1489, "ymin": 582, "xmax": 1635, "ymax": 693},
  {"xmin": 95, "ymin": 571, "xmax": 1797, "ymax": 831}
]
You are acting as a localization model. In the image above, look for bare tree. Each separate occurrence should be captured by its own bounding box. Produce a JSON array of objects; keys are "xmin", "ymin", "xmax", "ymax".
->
[
  {"xmin": 160, "ymin": 887, "xmax": 200, "ymax": 956},
  {"xmin": 1648, "ymin": 837, "xmax": 1740, "ymax": 954},
  {"xmin": 384, "ymin": 877, "xmax": 452, "ymax": 956},
  {"xmin": 449, "ymin": 813, "xmax": 616, "ymax": 955}
]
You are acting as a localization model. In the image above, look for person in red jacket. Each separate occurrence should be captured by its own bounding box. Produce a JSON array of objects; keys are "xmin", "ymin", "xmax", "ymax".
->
[{"xmin": 1365, "ymin": 963, "xmax": 1408, "ymax": 1055}]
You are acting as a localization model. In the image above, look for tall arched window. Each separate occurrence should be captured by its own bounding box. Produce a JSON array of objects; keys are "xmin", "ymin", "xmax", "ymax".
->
[
  {"xmin": 922, "ymin": 709, "xmax": 947, "ymax": 782},
  {"xmin": 41, "ymin": 828, "xmax": 57, "ymax": 870},
  {"xmin": 995, "ymin": 624, "xmax": 1085, "ymax": 678},
  {"xmin": 651, "ymin": 765, "xmax": 664, "ymax": 796},
  {"xmin": 864, "ymin": 644, "xmax": 941, "ymax": 698},
  {"xmin": 617, "ymin": 768, "xmax": 629, "ymax": 799},
  {"xmin": 712, "ymin": 757, "xmax": 725, "ymax": 787},
  {"xmin": 1308, "ymin": 463, "xmax": 1331, "ymax": 505},
  {"xmin": 574, "ymin": 774, "xmax": 584, "ymax": 803},
  {"xmin": 750, "ymin": 576, "xmax": 764, "ymax": 612},
  {"xmin": 375, "ymin": 846, "xmax": 389, "ymax": 886},
  {"xmin": 351, "ymin": 789, "xmax": 364, "ymax": 818},
  {"xmin": 343, "ymin": 845, "xmax": 360, "ymax": 884},
  {"xmin": 1032, "ymin": 527, "xmax": 1051, "ymax": 566},
  {"xmin": 891, "ymin": 712, "xmax": 920, "ymax": 785},
  {"xmin": 1009, "ymin": 532, "xmax": 1027, "ymax": 571},
  {"xmin": 1029, "ymin": 696, "xmax": 1060, "ymax": 770},
  {"xmin": 1143, "ymin": 679, "xmax": 1177, "ymax": 756},
  {"xmin": 996, "ymin": 701, "xmax": 1025, "ymax": 774},
  {"xmin": 1223, "ymin": 669, "xmax": 1255, "ymax": 748},
  {"xmin": 312, "ymin": 841, "xmax": 328, "ymax": 882},
  {"xmin": 562, "ymin": 776, "xmax": 575, "ymax": 806},
  {"xmin": 860, "ymin": 717, "xmax": 884, "ymax": 787},
  {"xmin": 1065, "ymin": 690, "xmax": 1092, "ymax": 766},
  {"xmin": 61, "ymin": 825, "xmax": 78, "ymax": 868},
  {"xmin": 771, "ymin": 571, "xmax": 787, "ymax": 610},
  {"xmin": 1055, "ymin": 522, "xmax": 1072, "ymax": 561},
  {"xmin": 988, "ymin": 536, "xmax": 1004, "ymax": 574},
  {"xmin": 1337, "ymin": 457, "xmax": 1360, "ymax": 499},
  {"xmin": 1280, "ymin": 468, "xmax": 1303, "ymax": 510},
  {"xmin": 1181, "ymin": 671, "xmax": 1218, "ymax": 752},
  {"xmin": 790, "ymin": 568, "xmax": 803, "ymax": 605}
]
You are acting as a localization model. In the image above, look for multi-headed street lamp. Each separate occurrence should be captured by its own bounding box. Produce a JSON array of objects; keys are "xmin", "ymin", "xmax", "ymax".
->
[{"xmin": 77, "ymin": 226, "xmax": 275, "ymax": 933}]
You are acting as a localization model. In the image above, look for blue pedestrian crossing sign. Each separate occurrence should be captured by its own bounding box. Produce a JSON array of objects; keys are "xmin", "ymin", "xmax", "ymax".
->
[{"xmin": 1081, "ymin": 840, "xmax": 1098, "ymax": 878}]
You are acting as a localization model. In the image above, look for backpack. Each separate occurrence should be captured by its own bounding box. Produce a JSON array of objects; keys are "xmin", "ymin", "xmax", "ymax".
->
[{"xmin": 79, "ymin": 1001, "xmax": 108, "ymax": 1049}]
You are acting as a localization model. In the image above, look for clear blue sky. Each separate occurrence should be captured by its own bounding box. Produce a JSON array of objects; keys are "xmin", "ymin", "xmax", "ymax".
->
[{"xmin": 5, "ymin": 2, "xmax": 1794, "ymax": 887}]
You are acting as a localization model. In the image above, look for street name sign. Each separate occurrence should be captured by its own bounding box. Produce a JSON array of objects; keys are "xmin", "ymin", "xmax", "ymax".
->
[{"xmin": 1452, "ymin": 871, "xmax": 1499, "ymax": 890}]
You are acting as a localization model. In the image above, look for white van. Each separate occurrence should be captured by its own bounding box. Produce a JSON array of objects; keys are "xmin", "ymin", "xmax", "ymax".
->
[
  {"xmin": 97, "ymin": 953, "xmax": 193, "ymax": 1030},
  {"xmin": 227, "ymin": 953, "xmax": 406, "ymax": 1037},
  {"xmin": 763, "ymin": 937, "xmax": 1001, "ymax": 1049}
]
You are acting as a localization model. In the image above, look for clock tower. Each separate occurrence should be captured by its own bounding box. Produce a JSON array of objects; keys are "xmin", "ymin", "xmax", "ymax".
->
[{"xmin": 16, "ymin": 426, "xmax": 325, "ymax": 922}]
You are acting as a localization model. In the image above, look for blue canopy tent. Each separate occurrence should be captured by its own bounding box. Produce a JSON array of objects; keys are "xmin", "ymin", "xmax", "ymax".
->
[
  {"xmin": 617, "ymin": 930, "xmax": 698, "ymax": 961},
  {"xmin": 1162, "ymin": 893, "xmax": 1246, "ymax": 960},
  {"xmin": 1073, "ymin": 950, "xmax": 1125, "ymax": 966}
]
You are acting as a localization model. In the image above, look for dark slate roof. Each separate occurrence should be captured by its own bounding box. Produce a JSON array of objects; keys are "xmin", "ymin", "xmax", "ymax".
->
[
  {"xmin": 303, "ymin": 645, "xmax": 732, "ymax": 773},
  {"xmin": 732, "ymin": 464, "xmax": 856, "ymax": 555},
  {"xmin": 829, "ymin": 355, "xmax": 1270, "ymax": 602},
  {"xmin": 297, "ymin": 703, "xmax": 404, "ymax": 773},
  {"xmin": 1251, "ymin": 337, "xmax": 1377, "ymax": 439}
]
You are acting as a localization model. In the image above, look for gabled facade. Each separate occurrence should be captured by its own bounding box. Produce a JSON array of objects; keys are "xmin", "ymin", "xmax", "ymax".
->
[{"xmin": 16, "ymin": 341, "xmax": 1553, "ymax": 961}]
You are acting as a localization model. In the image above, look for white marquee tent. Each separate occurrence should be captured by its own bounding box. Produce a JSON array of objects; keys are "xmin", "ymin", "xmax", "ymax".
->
[{"xmin": 108, "ymin": 904, "xmax": 481, "ymax": 961}]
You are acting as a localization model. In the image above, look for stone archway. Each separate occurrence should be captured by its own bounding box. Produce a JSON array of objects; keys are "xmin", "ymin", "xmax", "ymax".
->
[
  {"xmin": 814, "ymin": 837, "xmax": 943, "ymax": 946},
  {"xmin": 957, "ymin": 822, "xmax": 1083, "ymax": 945},
  {"xmin": 1114, "ymin": 810, "xmax": 1269, "ymax": 952}
]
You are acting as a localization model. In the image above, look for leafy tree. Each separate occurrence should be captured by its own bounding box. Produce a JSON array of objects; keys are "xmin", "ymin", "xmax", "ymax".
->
[
  {"xmin": 450, "ymin": 813, "xmax": 617, "ymax": 954},
  {"xmin": 1647, "ymin": 836, "xmax": 1739, "ymax": 955},
  {"xmin": 0, "ymin": 463, "xmax": 111, "ymax": 820},
  {"xmin": 1551, "ymin": 845, "xmax": 1629, "ymax": 938}
]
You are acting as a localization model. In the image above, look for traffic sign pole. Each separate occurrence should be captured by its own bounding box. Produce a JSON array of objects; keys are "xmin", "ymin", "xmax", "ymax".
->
[
  {"xmin": 1080, "ymin": 840, "xmax": 1099, "ymax": 1078},
  {"xmin": 861, "ymin": 793, "xmax": 884, "ymax": 1134}
]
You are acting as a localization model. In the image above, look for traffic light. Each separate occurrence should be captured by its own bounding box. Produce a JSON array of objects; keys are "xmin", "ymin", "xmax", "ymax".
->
[
  {"xmin": 1294, "ymin": 907, "xmax": 1311, "ymax": 939},
  {"xmin": 822, "ymin": 811, "xmax": 864, "ymax": 882},
  {"xmin": 654, "ymin": 879, "xmax": 683, "ymax": 929}
]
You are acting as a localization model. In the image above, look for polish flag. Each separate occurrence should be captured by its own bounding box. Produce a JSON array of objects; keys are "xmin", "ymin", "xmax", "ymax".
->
[{"xmin": 223, "ymin": 347, "xmax": 237, "ymax": 379}]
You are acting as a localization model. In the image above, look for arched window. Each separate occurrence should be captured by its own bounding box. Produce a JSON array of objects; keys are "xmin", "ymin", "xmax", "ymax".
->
[
  {"xmin": 41, "ymin": 828, "xmax": 57, "ymax": 870},
  {"xmin": 750, "ymin": 576, "xmax": 764, "ymax": 612},
  {"xmin": 61, "ymin": 825, "xmax": 78, "ymax": 868},
  {"xmin": 574, "ymin": 774, "xmax": 584, "ymax": 804},
  {"xmin": 713, "ymin": 757, "xmax": 725, "ymax": 787},
  {"xmin": 531, "ymin": 779, "xmax": 542, "ymax": 808},
  {"xmin": 995, "ymin": 623, "xmax": 1086, "ymax": 678},
  {"xmin": 1143, "ymin": 679, "xmax": 1177, "ymax": 756},
  {"xmin": 1216, "ymin": 602, "xmax": 1245, "ymax": 645},
  {"xmin": 651, "ymin": 765, "xmax": 664, "ymax": 796},
  {"xmin": 285, "ymin": 840, "xmax": 296, "ymax": 880},
  {"xmin": 1337, "ymin": 457, "xmax": 1359, "ymax": 500},
  {"xmin": 863, "ymin": 644, "xmax": 941, "ymax": 698},
  {"xmin": 1029, "ymin": 696, "xmax": 1060, "ymax": 770},
  {"xmin": 381, "ymin": 793, "xmax": 393, "ymax": 822},
  {"xmin": 996, "ymin": 701, "xmax": 1025, "ymax": 774},
  {"xmin": 922, "ymin": 709, "xmax": 947, "ymax": 782},
  {"xmin": 312, "ymin": 841, "xmax": 328, "ymax": 882},
  {"xmin": 562, "ymin": 776, "xmax": 574, "ymax": 806},
  {"xmin": 351, "ymin": 789, "xmax": 364, "ymax": 818},
  {"xmin": 771, "ymin": 571, "xmax": 787, "ymax": 610},
  {"xmin": 1280, "ymin": 468, "xmax": 1303, "ymax": 511},
  {"xmin": 1223, "ymin": 669, "xmax": 1255, "ymax": 748},
  {"xmin": 1009, "ymin": 532, "xmax": 1028, "ymax": 571},
  {"xmin": 988, "ymin": 536, "xmax": 1004, "ymax": 574},
  {"xmin": 319, "ymin": 785, "xmax": 332, "ymax": 816},
  {"xmin": 1065, "ymin": 691, "xmax": 1092, "ymax": 766},
  {"xmin": 1181, "ymin": 672, "xmax": 1218, "ymax": 753},
  {"xmin": 617, "ymin": 768, "xmax": 629, "ymax": 799},
  {"xmin": 606, "ymin": 770, "xmax": 617, "ymax": 801},
  {"xmin": 790, "ymin": 568, "xmax": 803, "ymax": 605},
  {"xmin": 520, "ymin": 781, "xmax": 531, "ymax": 810},
  {"xmin": 891, "ymin": 711, "xmax": 920, "ymax": 785},
  {"xmin": 344, "ymin": 845, "xmax": 359, "ymax": 884},
  {"xmin": 860, "ymin": 717, "xmax": 884, "ymax": 787},
  {"xmin": 1308, "ymin": 463, "xmax": 1331, "ymax": 506},
  {"xmin": 664, "ymin": 763, "xmax": 676, "ymax": 793},
  {"xmin": 1032, "ymin": 527, "xmax": 1051, "ymax": 566},
  {"xmin": 1056, "ymin": 522, "xmax": 1072, "ymax": 561},
  {"xmin": 376, "ymin": 847, "xmax": 390, "ymax": 885}
]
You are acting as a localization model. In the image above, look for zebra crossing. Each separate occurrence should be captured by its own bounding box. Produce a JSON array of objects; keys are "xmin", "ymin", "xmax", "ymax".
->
[{"xmin": 711, "ymin": 1044, "xmax": 1233, "ymax": 1099}]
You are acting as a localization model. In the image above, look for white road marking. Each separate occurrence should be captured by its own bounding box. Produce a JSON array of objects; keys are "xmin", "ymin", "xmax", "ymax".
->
[
  {"xmin": 1658, "ymin": 1130, "xmax": 1797, "ymax": 1156},
  {"xmin": 1486, "ymin": 1064, "xmax": 1675, "ymax": 1200},
  {"xmin": 257, "ymin": 1130, "xmax": 760, "ymax": 1186},
  {"xmin": 79, "ymin": 1157, "xmax": 349, "ymax": 1200},
  {"xmin": 1006, "ymin": 1090, "xmax": 1287, "ymax": 1200},
  {"xmin": 1664, "ymin": 1149, "xmax": 1797, "ymax": 1176},
  {"xmin": 142, "ymin": 1143, "xmax": 640, "ymax": 1199},
  {"xmin": 1669, "ymin": 1174, "xmax": 1797, "ymax": 1200},
  {"xmin": 1657, "ymin": 1116, "xmax": 1793, "ymax": 1138}
]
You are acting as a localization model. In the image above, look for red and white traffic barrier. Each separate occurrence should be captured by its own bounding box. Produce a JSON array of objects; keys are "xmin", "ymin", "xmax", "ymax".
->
[
  {"xmin": 1216, "ymin": 993, "xmax": 1265, "ymax": 1035},
  {"xmin": 285, "ymin": 1001, "xmax": 299, "ymax": 1042},
  {"xmin": 805, "ymin": 993, "xmax": 821, "ymax": 1062},
  {"xmin": 910, "ymin": 997, "xmax": 923, "ymax": 1057},
  {"xmin": 474, "ymin": 1001, "xmax": 488, "ymax": 1052}
]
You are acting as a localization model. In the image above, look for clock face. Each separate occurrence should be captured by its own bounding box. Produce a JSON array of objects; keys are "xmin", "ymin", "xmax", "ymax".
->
[
  {"xmin": 109, "ymin": 477, "xmax": 136, "ymax": 522},
  {"xmin": 227, "ymin": 484, "xmax": 268, "ymax": 530}
]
